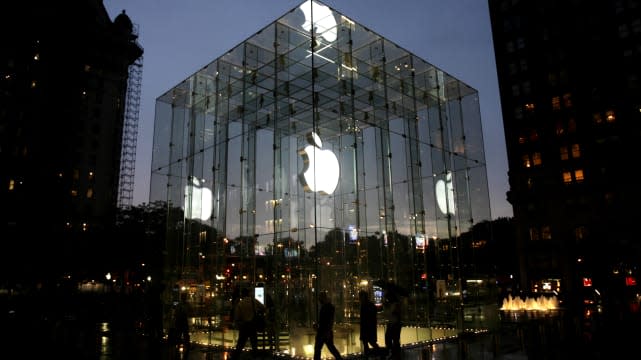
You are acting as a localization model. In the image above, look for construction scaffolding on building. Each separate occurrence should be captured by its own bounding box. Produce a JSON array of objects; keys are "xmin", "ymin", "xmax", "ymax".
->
[{"xmin": 117, "ymin": 27, "xmax": 143, "ymax": 208}]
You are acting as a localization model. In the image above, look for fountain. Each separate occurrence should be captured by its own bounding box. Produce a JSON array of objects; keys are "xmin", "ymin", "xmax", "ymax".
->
[{"xmin": 500, "ymin": 294, "xmax": 560, "ymax": 311}]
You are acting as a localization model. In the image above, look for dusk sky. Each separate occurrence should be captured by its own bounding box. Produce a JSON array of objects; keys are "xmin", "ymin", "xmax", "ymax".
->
[{"xmin": 104, "ymin": 0, "xmax": 513, "ymax": 220}]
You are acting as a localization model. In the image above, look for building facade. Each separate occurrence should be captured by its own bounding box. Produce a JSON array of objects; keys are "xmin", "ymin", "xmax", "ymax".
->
[
  {"xmin": 489, "ymin": 0, "xmax": 641, "ymax": 307},
  {"xmin": 0, "ymin": 1, "xmax": 143, "ymax": 283},
  {"xmin": 152, "ymin": 0, "xmax": 493, "ymax": 354}
]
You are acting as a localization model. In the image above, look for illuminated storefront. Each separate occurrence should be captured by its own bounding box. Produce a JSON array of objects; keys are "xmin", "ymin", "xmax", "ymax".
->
[{"xmin": 150, "ymin": 0, "xmax": 493, "ymax": 356}]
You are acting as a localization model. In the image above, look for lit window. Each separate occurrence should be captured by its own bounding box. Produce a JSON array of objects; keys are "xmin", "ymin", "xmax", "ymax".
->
[
  {"xmin": 532, "ymin": 152, "xmax": 542, "ymax": 166},
  {"xmin": 71, "ymin": 189, "xmax": 78, "ymax": 197},
  {"xmin": 525, "ymin": 103, "xmax": 535, "ymax": 111},
  {"xmin": 8, "ymin": 179, "xmax": 15, "ymax": 191},
  {"xmin": 522, "ymin": 155, "xmax": 532, "ymax": 168},
  {"xmin": 562, "ymin": 171, "xmax": 572, "ymax": 183},
  {"xmin": 527, "ymin": 178, "xmax": 534, "ymax": 189},
  {"xmin": 33, "ymin": 53, "xmax": 39, "ymax": 61},
  {"xmin": 551, "ymin": 96, "xmax": 561, "ymax": 110},
  {"xmin": 86, "ymin": 188, "xmax": 93, "ymax": 198},
  {"xmin": 563, "ymin": 93, "xmax": 572, "ymax": 108},
  {"xmin": 555, "ymin": 121, "xmax": 564, "ymax": 135},
  {"xmin": 571, "ymin": 144, "xmax": 581, "ymax": 158},
  {"xmin": 88, "ymin": 171, "xmax": 94, "ymax": 180},
  {"xmin": 575, "ymin": 226, "xmax": 588, "ymax": 241},
  {"xmin": 518, "ymin": 134, "xmax": 527, "ymax": 144},
  {"xmin": 593, "ymin": 113, "xmax": 603, "ymax": 124},
  {"xmin": 606, "ymin": 110, "xmax": 615, "ymax": 122},
  {"xmin": 529, "ymin": 130, "xmax": 539, "ymax": 141},
  {"xmin": 574, "ymin": 169, "xmax": 584, "ymax": 182},
  {"xmin": 30, "ymin": 80, "xmax": 37, "ymax": 88},
  {"xmin": 560, "ymin": 147, "xmax": 569, "ymax": 160},
  {"xmin": 529, "ymin": 227, "xmax": 540, "ymax": 241},
  {"xmin": 542, "ymin": 226, "xmax": 552, "ymax": 240}
]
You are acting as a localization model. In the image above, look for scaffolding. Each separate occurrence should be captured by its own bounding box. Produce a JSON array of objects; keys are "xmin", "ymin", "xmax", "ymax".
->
[{"xmin": 117, "ymin": 28, "xmax": 143, "ymax": 208}]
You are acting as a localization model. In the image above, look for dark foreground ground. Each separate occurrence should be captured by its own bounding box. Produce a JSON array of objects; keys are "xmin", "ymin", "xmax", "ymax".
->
[{"xmin": 2, "ymin": 289, "xmax": 640, "ymax": 359}]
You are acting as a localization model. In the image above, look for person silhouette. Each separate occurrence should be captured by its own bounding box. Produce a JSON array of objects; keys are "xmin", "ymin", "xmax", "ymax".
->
[
  {"xmin": 231, "ymin": 287, "xmax": 265, "ymax": 360},
  {"xmin": 359, "ymin": 290, "xmax": 380, "ymax": 357},
  {"xmin": 314, "ymin": 291, "xmax": 343, "ymax": 360},
  {"xmin": 384, "ymin": 290, "xmax": 402, "ymax": 359}
]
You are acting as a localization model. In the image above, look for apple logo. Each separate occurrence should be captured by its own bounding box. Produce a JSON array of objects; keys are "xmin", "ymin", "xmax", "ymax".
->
[
  {"xmin": 298, "ymin": 132, "xmax": 340, "ymax": 195},
  {"xmin": 299, "ymin": 0, "xmax": 337, "ymax": 42},
  {"xmin": 435, "ymin": 171, "xmax": 456, "ymax": 215},
  {"xmin": 184, "ymin": 177, "xmax": 213, "ymax": 221}
]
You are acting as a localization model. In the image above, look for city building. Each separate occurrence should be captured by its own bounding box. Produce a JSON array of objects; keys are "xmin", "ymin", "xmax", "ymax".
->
[
  {"xmin": 0, "ymin": 1, "xmax": 143, "ymax": 284},
  {"xmin": 488, "ymin": 0, "xmax": 641, "ymax": 307},
  {"xmin": 151, "ymin": 0, "xmax": 494, "ymax": 356}
]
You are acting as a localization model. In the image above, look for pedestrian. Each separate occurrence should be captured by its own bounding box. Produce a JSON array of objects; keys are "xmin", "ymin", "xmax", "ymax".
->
[
  {"xmin": 314, "ymin": 291, "xmax": 343, "ymax": 360},
  {"xmin": 231, "ymin": 287, "xmax": 265, "ymax": 360},
  {"xmin": 359, "ymin": 290, "xmax": 380, "ymax": 357},
  {"xmin": 172, "ymin": 292, "xmax": 191, "ymax": 349},
  {"xmin": 384, "ymin": 290, "xmax": 402, "ymax": 359}
]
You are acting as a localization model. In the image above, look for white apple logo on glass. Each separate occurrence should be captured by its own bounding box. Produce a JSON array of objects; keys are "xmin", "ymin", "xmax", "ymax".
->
[
  {"xmin": 299, "ymin": 0, "xmax": 337, "ymax": 42},
  {"xmin": 184, "ymin": 177, "xmax": 213, "ymax": 221},
  {"xmin": 299, "ymin": 132, "xmax": 339, "ymax": 195},
  {"xmin": 436, "ymin": 171, "xmax": 456, "ymax": 215}
]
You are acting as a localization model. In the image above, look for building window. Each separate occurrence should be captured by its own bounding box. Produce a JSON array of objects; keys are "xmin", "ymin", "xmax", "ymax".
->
[
  {"xmin": 532, "ymin": 152, "xmax": 542, "ymax": 166},
  {"xmin": 606, "ymin": 110, "xmax": 616, "ymax": 122},
  {"xmin": 8, "ymin": 179, "xmax": 15, "ymax": 191},
  {"xmin": 563, "ymin": 93, "xmax": 572, "ymax": 108},
  {"xmin": 555, "ymin": 121, "xmax": 564, "ymax": 136},
  {"xmin": 514, "ymin": 106, "xmax": 523, "ymax": 119},
  {"xmin": 529, "ymin": 227, "xmax": 540, "ymax": 241},
  {"xmin": 571, "ymin": 143, "xmax": 581, "ymax": 158},
  {"xmin": 574, "ymin": 226, "xmax": 588, "ymax": 242},
  {"xmin": 568, "ymin": 118, "xmax": 576, "ymax": 132},
  {"xmin": 86, "ymin": 188, "xmax": 94, "ymax": 199},
  {"xmin": 522, "ymin": 154, "xmax": 532, "ymax": 168},
  {"xmin": 551, "ymin": 96, "xmax": 561, "ymax": 110},
  {"xmin": 593, "ymin": 113, "xmax": 603, "ymax": 124},
  {"xmin": 574, "ymin": 169, "xmax": 584, "ymax": 182},
  {"xmin": 562, "ymin": 171, "xmax": 572, "ymax": 184},
  {"xmin": 512, "ymin": 84, "xmax": 520, "ymax": 96},
  {"xmin": 520, "ymin": 58, "xmax": 528, "ymax": 71},
  {"xmin": 525, "ymin": 103, "xmax": 535, "ymax": 111},
  {"xmin": 541, "ymin": 226, "xmax": 552, "ymax": 240},
  {"xmin": 560, "ymin": 146, "xmax": 569, "ymax": 160}
]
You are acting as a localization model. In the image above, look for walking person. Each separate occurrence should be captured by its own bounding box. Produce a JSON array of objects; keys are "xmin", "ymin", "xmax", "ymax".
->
[
  {"xmin": 359, "ymin": 290, "xmax": 380, "ymax": 358},
  {"xmin": 231, "ymin": 287, "xmax": 265, "ymax": 360},
  {"xmin": 314, "ymin": 291, "xmax": 343, "ymax": 360},
  {"xmin": 384, "ymin": 290, "xmax": 402, "ymax": 360}
]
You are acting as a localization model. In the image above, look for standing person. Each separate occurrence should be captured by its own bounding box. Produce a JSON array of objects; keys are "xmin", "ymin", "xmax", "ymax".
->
[
  {"xmin": 172, "ymin": 293, "xmax": 190, "ymax": 349},
  {"xmin": 231, "ymin": 287, "xmax": 265, "ymax": 360},
  {"xmin": 384, "ymin": 291, "xmax": 402, "ymax": 359},
  {"xmin": 314, "ymin": 291, "xmax": 343, "ymax": 360},
  {"xmin": 359, "ymin": 290, "xmax": 380, "ymax": 357}
]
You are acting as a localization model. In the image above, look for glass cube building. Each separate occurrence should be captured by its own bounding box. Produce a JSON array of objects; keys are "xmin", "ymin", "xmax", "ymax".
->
[{"xmin": 150, "ymin": 0, "xmax": 493, "ymax": 356}]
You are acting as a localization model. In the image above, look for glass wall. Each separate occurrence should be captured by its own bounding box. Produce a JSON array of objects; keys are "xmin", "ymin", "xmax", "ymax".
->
[{"xmin": 150, "ymin": 0, "xmax": 493, "ymax": 357}]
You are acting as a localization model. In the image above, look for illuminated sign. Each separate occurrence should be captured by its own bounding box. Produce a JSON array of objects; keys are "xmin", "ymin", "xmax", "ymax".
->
[
  {"xmin": 298, "ymin": 132, "xmax": 340, "ymax": 195},
  {"xmin": 436, "ymin": 171, "xmax": 456, "ymax": 215},
  {"xmin": 299, "ymin": 0, "xmax": 337, "ymax": 42},
  {"xmin": 184, "ymin": 177, "xmax": 212, "ymax": 221}
]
